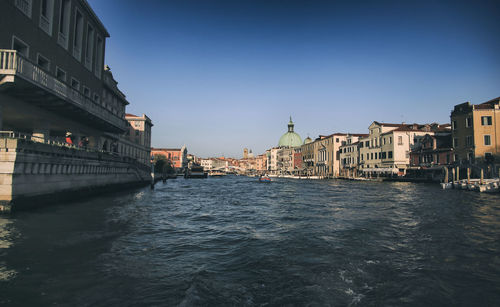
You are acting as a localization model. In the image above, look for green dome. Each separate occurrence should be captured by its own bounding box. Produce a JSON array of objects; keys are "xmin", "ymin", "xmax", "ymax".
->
[{"xmin": 278, "ymin": 117, "xmax": 302, "ymax": 147}]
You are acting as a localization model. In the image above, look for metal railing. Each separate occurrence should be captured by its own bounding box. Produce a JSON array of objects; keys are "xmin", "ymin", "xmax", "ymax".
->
[{"xmin": 0, "ymin": 49, "xmax": 126, "ymax": 131}]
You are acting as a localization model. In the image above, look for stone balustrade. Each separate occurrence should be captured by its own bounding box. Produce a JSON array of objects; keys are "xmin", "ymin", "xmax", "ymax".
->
[
  {"xmin": 0, "ymin": 49, "xmax": 127, "ymax": 132},
  {"xmin": 0, "ymin": 136, "xmax": 151, "ymax": 212}
]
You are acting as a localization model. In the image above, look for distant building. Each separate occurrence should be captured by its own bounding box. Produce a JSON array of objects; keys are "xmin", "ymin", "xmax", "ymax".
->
[
  {"xmin": 339, "ymin": 133, "xmax": 369, "ymax": 177},
  {"xmin": 451, "ymin": 97, "xmax": 500, "ymax": 174},
  {"xmin": 256, "ymin": 154, "xmax": 267, "ymax": 172},
  {"xmin": 410, "ymin": 134, "xmax": 454, "ymax": 167},
  {"xmin": 359, "ymin": 121, "xmax": 450, "ymax": 176},
  {"xmin": 125, "ymin": 113, "xmax": 153, "ymax": 166},
  {"xmin": 278, "ymin": 117, "xmax": 302, "ymax": 148},
  {"xmin": 301, "ymin": 137, "xmax": 314, "ymax": 176},
  {"xmin": 151, "ymin": 146, "xmax": 187, "ymax": 169},
  {"xmin": 243, "ymin": 148, "xmax": 248, "ymax": 159},
  {"xmin": 274, "ymin": 117, "xmax": 303, "ymax": 174}
]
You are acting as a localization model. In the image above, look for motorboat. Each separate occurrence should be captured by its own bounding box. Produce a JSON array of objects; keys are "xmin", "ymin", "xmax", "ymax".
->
[{"xmin": 259, "ymin": 175, "xmax": 271, "ymax": 183}]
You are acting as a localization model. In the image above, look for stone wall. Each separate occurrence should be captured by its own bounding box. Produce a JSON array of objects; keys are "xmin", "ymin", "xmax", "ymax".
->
[{"xmin": 0, "ymin": 137, "xmax": 151, "ymax": 212}]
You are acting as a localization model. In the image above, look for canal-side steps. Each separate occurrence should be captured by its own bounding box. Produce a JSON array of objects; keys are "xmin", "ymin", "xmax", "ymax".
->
[{"xmin": 440, "ymin": 178, "xmax": 500, "ymax": 193}]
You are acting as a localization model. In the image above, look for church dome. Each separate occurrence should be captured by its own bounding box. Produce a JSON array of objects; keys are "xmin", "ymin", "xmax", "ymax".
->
[
  {"xmin": 278, "ymin": 117, "xmax": 302, "ymax": 148},
  {"xmin": 303, "ymin": 136, "xmax": 312, "ymax": 144}
]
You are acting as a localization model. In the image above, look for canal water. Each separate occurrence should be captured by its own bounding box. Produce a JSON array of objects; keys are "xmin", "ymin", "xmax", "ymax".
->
[{"xmin": 1, "ymin": 177, "xmax": 500, "ymax": 306}]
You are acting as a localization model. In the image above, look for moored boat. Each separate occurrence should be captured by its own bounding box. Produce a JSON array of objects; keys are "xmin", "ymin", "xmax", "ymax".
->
[
  {"xmin": 259, "ymin": 175, "xmax": 271, "ymax": 183},
  {"xmin": 185, "ymin": 165, "xmax": 208, "ymax": 178}
]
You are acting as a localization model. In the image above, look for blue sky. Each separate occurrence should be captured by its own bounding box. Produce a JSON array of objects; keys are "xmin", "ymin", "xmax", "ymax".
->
[{"xmin": 89, "ymin": 0, "xmax": 500, "ymax": 158}]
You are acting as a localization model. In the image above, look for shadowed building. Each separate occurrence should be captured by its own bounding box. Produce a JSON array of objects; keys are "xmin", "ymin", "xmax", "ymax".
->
[{"xmin": 0, "ymin": 0, "xmax": 153, "ymax": 211}]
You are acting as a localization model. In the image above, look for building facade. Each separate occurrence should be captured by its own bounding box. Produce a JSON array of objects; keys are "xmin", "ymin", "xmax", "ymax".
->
[
  {"xmin": 339, "ymin": 133, "xmax": 368, "ymax": 177},
  {"xmin": 451, "ymin": 98, "xmax": 500, "ymax": 172},
  {"xmin": 151, "ymin": 146, "xmax": 187, "ymax": 170},
  {"xmin": 124, "ymin": 113, "xmax": 152, "ymax": 166},
  {"xmin": 410, "ymin": 134, "xmax": 454, "ymax": 167},
  {"xmin": 359, "ymin": 121, "xmax": 450, "ymax": 176},
  {"xmin": 0, "ymin": 0, "xmax": 153, "ymax": 211}
]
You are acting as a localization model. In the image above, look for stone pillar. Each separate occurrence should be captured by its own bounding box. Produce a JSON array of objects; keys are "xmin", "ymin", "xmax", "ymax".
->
[
  {"xmin": 32, "ymin": 128, "xmax": 50, "ymax": 143},
  {"xmin": 0, "ymin": 104, "xmax": 3, "ymax": 131}
]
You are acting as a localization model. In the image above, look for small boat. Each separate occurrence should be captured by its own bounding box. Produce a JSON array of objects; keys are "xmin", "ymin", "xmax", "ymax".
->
[{"xmin": 259, "ymin": 176, "xmax": 271, "ymax": 183}]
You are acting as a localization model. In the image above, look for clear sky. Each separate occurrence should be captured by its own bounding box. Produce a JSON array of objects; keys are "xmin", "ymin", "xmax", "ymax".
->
[{"xmin": 88, "ymin": 0, "xmax": 500, "ymax": 158}]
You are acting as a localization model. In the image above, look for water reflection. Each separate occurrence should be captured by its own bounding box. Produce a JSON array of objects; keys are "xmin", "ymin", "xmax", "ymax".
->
[{"xmin": 0, "ymin": 218, "xmax": 16, "ymax": 281}]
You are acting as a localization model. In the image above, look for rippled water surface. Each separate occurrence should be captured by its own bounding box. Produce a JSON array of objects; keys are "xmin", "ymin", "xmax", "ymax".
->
[{"xmin": 1, "ymin": 177, "xmax": 500, "ymax": 306}]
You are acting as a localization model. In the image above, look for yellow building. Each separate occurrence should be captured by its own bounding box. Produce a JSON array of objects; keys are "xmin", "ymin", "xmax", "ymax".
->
[{"xmin": 451, "ymin": 97, "xmax": 500, "ymax": 170}]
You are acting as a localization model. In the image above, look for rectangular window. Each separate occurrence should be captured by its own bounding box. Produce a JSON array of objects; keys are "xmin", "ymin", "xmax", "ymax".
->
[
  {"xmin": 70, "ymin": 77, "xmax": 80, "ymax": 90},
  {"xmin": 95, "ymin": 35, "xmax": 104, "ymax": 78},
  {"xmin": 73, "ymin": 8, "xmax": 84, "ymax": 60},
  {"xmin": 12, "ymin": 36, "xmax": 29, "ymax": 57},
  {"xmin": 452, "ymin": 120, "xmax": 457, "ymax": 130},
  {"xmin": 58, "ymin": 0, "xmax": 71, "ymax": 49},
  {"xmin": 15, "ymin": 0, "xmax": 32, "ymax": 18},
  {"xmin": 484, "ymin": 135, "xmax": 491, "ymax": 146},
  {"xmin": 37, "ymin": 53, "xmax": 50, "ymax": 71},
  {"xmin": 93, "ymin": 93, "xmax": 100, "ymax": 103},
  {"xmin": 336, "ymin": 138, "xmax": 339, "ymax": 143},
  {"xmin": 398, "ymin": 136, "xmax": 403, "ymax": 145},
  {"xmin": 375, "ymin": 152, "xmax": 378, "ymax": 159},
  {"xmin": 466, "ymin": 135, "xmax": 473, "ymax": 146},
  {"xmin": 83, "ymin": 86, "xmax": 90, "ymax": 97},
  {"xmin": 85, "ymin": 24, "xmax": 95, "ymax": 70},
  {"xmin": 388, "ymin": 151, "xmax": 393, "ymax": 159},
  {"xmin": 370, "ymin": 153, "xmax": 373, "ymax": 160},
  {"xmin": 453, "ymin": 138, "xmax": 458, "ymax": 148},
  {"xmin": 466, "ymin": 117, "xmax": 472, "ymax": 128},
  {"xmin": 361, "ymin": 154, "xmax": 364, "ymax": 161},
  {"xmin": 39, "ymin": 0, "xmax": 54, "ymax": 35},
  {"xmin": 481, "ymin": 116, "xmax": 492, "ymax": 126},
  {"xmin": 55, "ymin": 67, "xmax": 66, "ymax": 81},
  {"xmin": 365, "ymin": 141, "xmax": 369, "ymax": 147},
  {"xmin": 389, "ymin": 137, "xmax": 392, "ymax": 144}
]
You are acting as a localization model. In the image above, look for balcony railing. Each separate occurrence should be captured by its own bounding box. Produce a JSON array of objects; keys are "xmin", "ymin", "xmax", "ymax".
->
[{"xmin": 0, "ymin": 50, "xmax": 126, "ymax": 131}]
